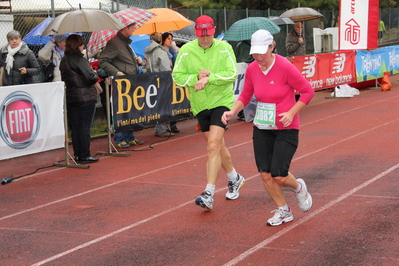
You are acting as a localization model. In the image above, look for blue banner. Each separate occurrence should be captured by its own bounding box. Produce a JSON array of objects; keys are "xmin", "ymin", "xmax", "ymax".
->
[{"xmin": 356, "ymin": 45, "xmax": 399, "ymax": 82}]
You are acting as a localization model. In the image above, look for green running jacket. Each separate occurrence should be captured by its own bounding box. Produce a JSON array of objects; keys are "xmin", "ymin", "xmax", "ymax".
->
[{"xmin": 172, "ymin": 39, "xmax": 238, "ymax": 116}]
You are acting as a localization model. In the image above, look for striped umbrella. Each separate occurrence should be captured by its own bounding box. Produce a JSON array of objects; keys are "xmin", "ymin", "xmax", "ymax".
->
[
  {"xmin": 86, "ymin": 7, "xmax": 155, "ymax": 53},
  {"xmin": 224, "ymin": 17, "xmax": 280, "ymax": 41}
]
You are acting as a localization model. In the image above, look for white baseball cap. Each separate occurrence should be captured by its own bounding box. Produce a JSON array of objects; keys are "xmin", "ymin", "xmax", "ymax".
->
[{"xmin": 249, "ymin": 29, "xmax": 274, "ymax": 55}]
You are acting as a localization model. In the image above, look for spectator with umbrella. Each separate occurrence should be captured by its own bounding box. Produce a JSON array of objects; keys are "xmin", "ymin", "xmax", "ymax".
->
[
  {"xmin": 99, "ymin": 22, "xmax": 145, "ymax": 149},
  {"xmin": 286, "ymin": 22, "xmax": 306, "ymax": 57}
]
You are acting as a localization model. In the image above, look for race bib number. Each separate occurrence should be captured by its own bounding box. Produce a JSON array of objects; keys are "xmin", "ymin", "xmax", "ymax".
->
[{"xmin": 253, "ymin": 102, "xmax": 277, "ymax": 129}]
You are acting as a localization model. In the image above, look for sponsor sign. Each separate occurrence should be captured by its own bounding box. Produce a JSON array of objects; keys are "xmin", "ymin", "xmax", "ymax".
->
[
  {"xmin": 0, "ymin": 82, "xmax": 64, "ymax": 160},
  {"xmin": 111, "ymin": 71, "xmax": 192, "ymax": 132},
  {"xmin": 339, "ymin": 0, "xmax": 379, "ymax": 50},
  {"xmin": 292, "ymin": 51, "xmax": 356, "ymax": 90},
  {"xmin": 356, "ymin": 45, "xmax": 399, "ymax": 82}
]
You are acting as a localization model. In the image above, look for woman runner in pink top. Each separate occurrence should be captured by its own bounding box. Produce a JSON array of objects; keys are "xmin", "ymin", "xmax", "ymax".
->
[{"xmin": 222, "ymin": 29, "xmax": 314, "ymax": 226}]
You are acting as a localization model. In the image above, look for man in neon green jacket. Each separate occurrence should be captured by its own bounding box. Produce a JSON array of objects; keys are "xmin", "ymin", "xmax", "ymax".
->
[{"xmin": 172, "ymin": 15, "xmax": 245, "ymax": 210}]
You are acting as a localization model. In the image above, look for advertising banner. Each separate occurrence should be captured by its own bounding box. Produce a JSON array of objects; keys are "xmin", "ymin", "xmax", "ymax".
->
[
  {"xmin": 292, "ymin": 51, "xmax": 356, "ymax": 90},
  {"xmin": 339, "ymin": 0, "xmax": 379, "ymax": 50},
  {"xmin": 0, "ymin": 82, "xmax": 64, "ymax": 160},
  {"xmin": 356, "ymin": 45, "xmax": 399, "ymax": 82},
  {"xmin": 111, "ymin": 71, "xmax": 192, "ymax": 132}
]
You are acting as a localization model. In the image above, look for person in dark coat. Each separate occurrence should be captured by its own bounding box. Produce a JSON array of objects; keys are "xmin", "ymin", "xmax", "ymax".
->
[
  {"xmin": 0, "ymin": 30, "xmax": 40, "ymax": 86},
  {"xmin": 59, "ymin": 34, "xmax": 99, "ymax": 164},
  {"xmin": 99, "ymin": 23, "xmax": 144, "ymax": 148},
  {"xmin": 286, "ymin": 22, "xmax": 306, "ymax": 57}
]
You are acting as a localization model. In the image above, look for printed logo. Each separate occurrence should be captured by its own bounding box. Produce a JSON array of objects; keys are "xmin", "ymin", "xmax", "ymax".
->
[
  {"xmin": 301, "ymin": 56, "xmax": 316, "ymax": 78},
  {"xmin": 332, "ymin": 53, "xmax": 346, "ymax": 73},
  {"xmin": 344, "ymin": 19, "xmax": 360, "ymax": 45},
  {"xmin": 0, "ymin": 91, "xmax": 40, "ymax": 149}
]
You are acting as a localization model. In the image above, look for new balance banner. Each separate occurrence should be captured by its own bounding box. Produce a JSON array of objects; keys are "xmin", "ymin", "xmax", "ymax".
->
[
  {"xmin": 0, "ymin": 82, "xmax": 64, "ymax": 160},
  {"xmin": 292, "ymin": 51, "xmax": 356, "ymax": 91},
  {"xmin": 111, "ymin": 71, "xmax": 192, "ymax": 132},
  {"xmin": 339, "ymin": 0, "xmax": 379, "ymax": 50}
]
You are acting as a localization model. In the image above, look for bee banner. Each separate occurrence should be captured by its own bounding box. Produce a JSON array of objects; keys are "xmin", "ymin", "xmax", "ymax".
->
[{"xmin": 111, "ymin": 71, "xmax": 193, "ymax": 132}]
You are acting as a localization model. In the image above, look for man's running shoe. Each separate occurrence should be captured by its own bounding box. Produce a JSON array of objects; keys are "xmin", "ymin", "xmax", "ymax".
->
[
  {"xmin": 295, "ymin": 178, "xmax": 312, "ymax": 212},
  {"xmin": 195, "ymin": 190, "xmax": 214, "ymax": 210},
  {"xmin": 267, "ymin": 208, "xmax": 294, "ymax": 226},
  {"xmin": 225, "ymin": 174, "xmax": 245, "ymax": 200}
]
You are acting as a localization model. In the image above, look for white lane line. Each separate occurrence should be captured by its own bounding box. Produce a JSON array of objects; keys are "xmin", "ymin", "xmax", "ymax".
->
[
  {"xmin": 0, "ymin": 152, "xmax": 210, "ymax": 221},
  {"xmin": 1, "ymin": 112, "xmax": 397, "ymax": 223},
  {"xmin": 30, "ymin": 174, "xmax": 261, "ymax": 266},
  {"xmin": 222, "ymin": 163, "xmax": 399, "ymax": 266}
]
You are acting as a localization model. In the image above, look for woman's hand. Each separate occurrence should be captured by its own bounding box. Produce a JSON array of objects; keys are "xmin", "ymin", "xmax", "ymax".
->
[
  {"xmin": 221, "ymin": 110, "xmax": 235, "ymax": 125},
  {"xmin": 18, "ymin": 67, "xmax": 27, "ymax": 75},
  {"xmin": 278, "ymin": 111, "xmax": 294, "ymax": 127}
]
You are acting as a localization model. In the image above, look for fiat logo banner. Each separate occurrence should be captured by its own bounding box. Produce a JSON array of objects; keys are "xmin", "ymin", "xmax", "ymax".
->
[{"xmin": 0, "ymin": 91, "xmax": 40, "ymax": 149}]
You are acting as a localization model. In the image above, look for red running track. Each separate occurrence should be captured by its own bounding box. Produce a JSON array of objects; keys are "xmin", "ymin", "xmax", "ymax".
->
[{"xmin": 1, "ymin": 77, "xmax": 399, "ymax": 265}]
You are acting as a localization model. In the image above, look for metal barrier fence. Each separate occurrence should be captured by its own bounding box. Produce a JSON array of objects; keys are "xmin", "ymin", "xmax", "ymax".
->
[{"xmin": 0, "ymin": 1, "xmax": 398, "ymax": 56}]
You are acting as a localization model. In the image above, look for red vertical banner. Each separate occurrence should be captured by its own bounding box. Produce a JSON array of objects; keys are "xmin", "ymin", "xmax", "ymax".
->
[
  {"xmin": 339, "ymin": 0, "xmax": 379, "ymax": 50},
  {"xmin": 367, "ymin": 0, "xmax": 379, "ymax": 49}
]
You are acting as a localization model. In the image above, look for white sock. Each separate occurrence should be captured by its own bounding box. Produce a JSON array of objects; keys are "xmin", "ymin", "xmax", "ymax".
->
[
  {"xmin": 227, "ymin": 168, "xmax": 238, "ymax": 182},
  {"xmin": 294, "ymin": 180, "xmax": 302, "ymax": 193},
  {"xmin": 278, "ymin": 204, "xmax": 290, "ymax": 212},
  {"xmin": 205, "ymin": 184, "xmax": 215, "ymax": 196}
]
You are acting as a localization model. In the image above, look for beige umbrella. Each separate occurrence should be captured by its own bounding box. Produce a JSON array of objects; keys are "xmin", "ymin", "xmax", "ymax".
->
[
  {"xmin": 280, "ymin": 7, "xmax": 324, "ymax": 22},
  {"xmin": 42, "ymin": 9, "xmax": 124, "ymax": 35}
]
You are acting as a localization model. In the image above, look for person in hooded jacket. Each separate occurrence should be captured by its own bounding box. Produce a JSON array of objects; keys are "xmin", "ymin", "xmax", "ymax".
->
[
  {"xmin": 38, "ymin": 34, "xmax": 67, "ymax": 82},
  {"xmin": 0, "ymin": 30, "xmax": 40, "ymax": 86},
  {"xmin": 145, "ymin": 32, "xmax": 175, "ymax": 137},
  {"xmin": 144, "ymin": 32, "xmax": 171, "ymax": 73},
  {"xmin": 161, "ymin": 32, "xmax": 180, "ymax": 134},
  {"xmin": 59, "ymin": 34, "xmax": 99, "ymax": 164}
]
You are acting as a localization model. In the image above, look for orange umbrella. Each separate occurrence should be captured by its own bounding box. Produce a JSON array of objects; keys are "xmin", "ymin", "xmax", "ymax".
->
[{"xmin": 133, "ymin": 8, "xmax": 193, "ymax": 35}]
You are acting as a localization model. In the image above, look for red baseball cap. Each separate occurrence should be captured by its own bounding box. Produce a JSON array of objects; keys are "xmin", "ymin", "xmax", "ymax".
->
[{"xmin": 195, "ymin": 15, "xmax": 216, "ymax": 37}]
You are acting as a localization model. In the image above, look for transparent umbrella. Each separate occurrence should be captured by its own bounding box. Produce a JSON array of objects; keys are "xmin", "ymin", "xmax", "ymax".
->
[
  {"xmin": 268, "ymin": 16, "xmax": 295, "ymax": 26},
  {"xmin": 170, "ymin": 20, "xmax": 196, "ymax": 43}
]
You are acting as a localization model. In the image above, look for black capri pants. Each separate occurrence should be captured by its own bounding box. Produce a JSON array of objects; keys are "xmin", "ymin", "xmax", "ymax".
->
[{"xmin": 252, "ymin": 127, "xmax": 298, "ymax": 177}]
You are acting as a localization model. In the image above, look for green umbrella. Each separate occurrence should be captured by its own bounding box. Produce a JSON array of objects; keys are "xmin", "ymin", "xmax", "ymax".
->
[{"xmin": 224, "ymin": 17, "xmax": 280, "ymax": 41}]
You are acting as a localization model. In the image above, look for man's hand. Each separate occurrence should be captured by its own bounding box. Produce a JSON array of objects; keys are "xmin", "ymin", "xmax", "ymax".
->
[
  {"xmin": 198, "ymin": 69, "xmax": 210, "ymax": 80},
  {"xmin": 194, "ymin": 77, "xmax": 208, "ymax": 92},
  {"xmin": 136, "ymin": 57, "xmax": 143, "ymax": 65}
]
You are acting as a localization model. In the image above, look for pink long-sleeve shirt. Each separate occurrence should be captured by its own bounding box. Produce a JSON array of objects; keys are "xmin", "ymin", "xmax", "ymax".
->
[{"xmin": 238, "ymin": 54, "xmax": 314, "ymax": 130}]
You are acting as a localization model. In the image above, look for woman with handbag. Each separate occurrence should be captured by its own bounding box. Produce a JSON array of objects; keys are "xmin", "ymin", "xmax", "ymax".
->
[
  {"xmin": 59, "ymin": 34, "xmax": 99, "ymax": 164},
  {"xmin": 0, "ymin": 30, "xmax": 40, "ymax": 86}
]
